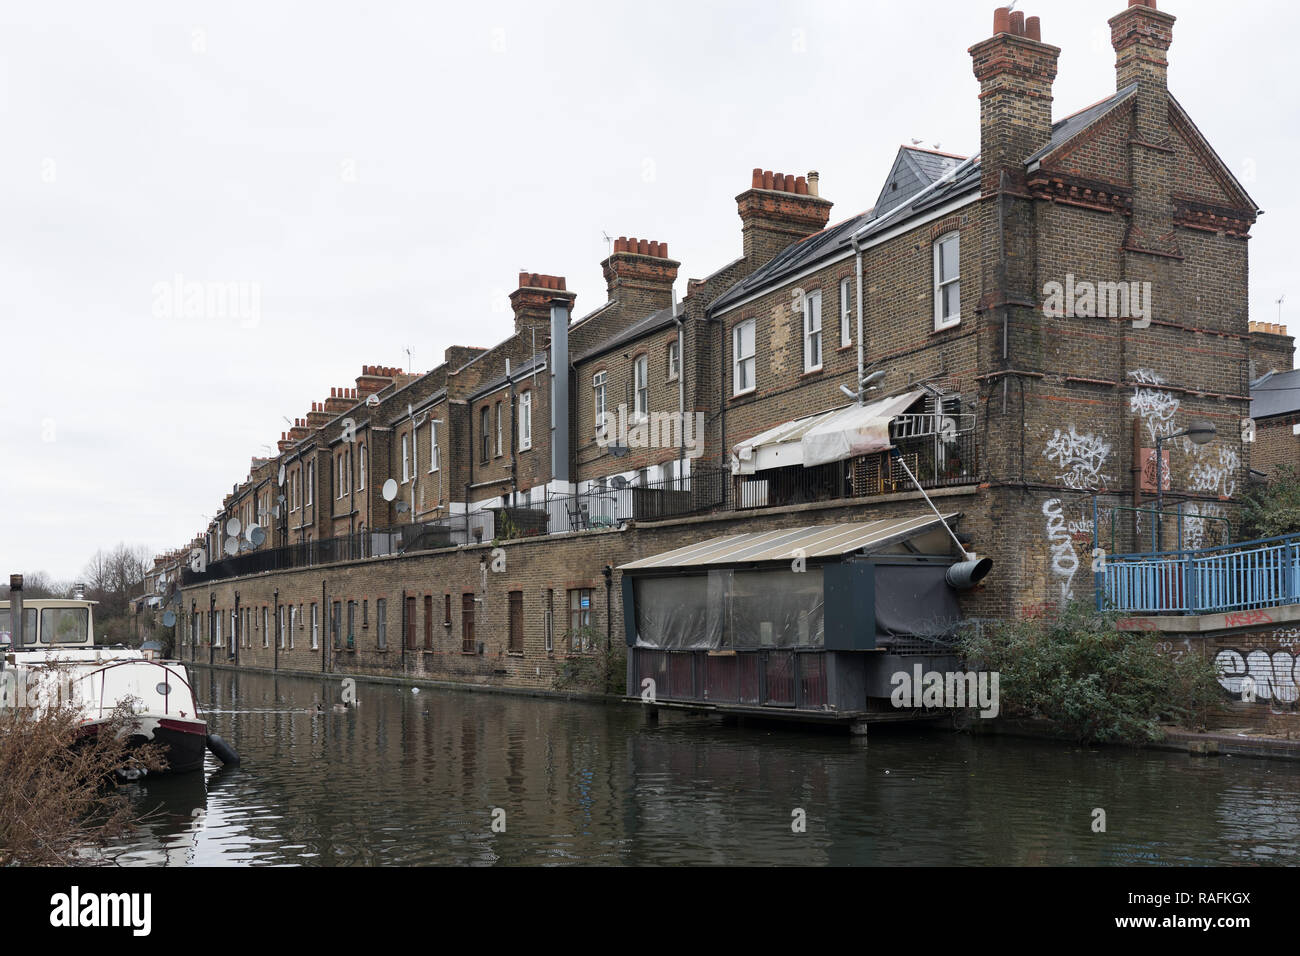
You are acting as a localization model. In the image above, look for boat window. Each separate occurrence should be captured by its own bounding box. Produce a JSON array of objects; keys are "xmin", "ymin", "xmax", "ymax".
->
[
  {"xmin": 0, "ymin": 608, "xmax": 38, "ymax": 645},
  {"xmin": 40, "ymin": 607, "xmax": 89, "ymax": 644}
]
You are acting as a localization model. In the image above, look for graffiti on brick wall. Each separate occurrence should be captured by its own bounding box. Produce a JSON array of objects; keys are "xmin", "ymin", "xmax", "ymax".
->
[
  {"xmin": 1182, "ymin": 502, "xmax": 1229, "ymax": 550},
  {"xmin": 1043, "ymin": 426, "xmax": 1114, "ymax": 490},
  {"xmin": 1042, "ymin": 498, "xmax": 1078, "ymax": 602},
  {"xmin": 1129, "ymin": 369, "xmax": 1180, "ymax": 443},
  {"xmin": 1186, "ymin": 443, "xmax": 1240, "ymax": 499},
  {"xmin": 1214, "ymin": 647, "xmax": 1300, "ymax": 707}
]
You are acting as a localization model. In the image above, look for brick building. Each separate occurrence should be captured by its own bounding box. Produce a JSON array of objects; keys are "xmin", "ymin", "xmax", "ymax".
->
[{"xmin": 171, "ymin": 1, "xmax": 1269, "ymax": 712}]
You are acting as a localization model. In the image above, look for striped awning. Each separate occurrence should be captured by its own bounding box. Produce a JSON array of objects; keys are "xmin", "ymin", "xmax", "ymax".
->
[{"xmin": 619, "ymin": 513, "xmax": 958, "ymax": 570}]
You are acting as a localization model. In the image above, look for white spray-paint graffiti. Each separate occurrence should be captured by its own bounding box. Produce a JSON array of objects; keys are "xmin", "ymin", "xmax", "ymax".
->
[
  {"xmin": 1181, "ymin": 502, "xmax": 1229, "ymax": 550},
  {"xmin": 1042, "ymin": 498, "xmax": 1078, "ymax": 602},
  {"xmin": 1128, "ymin": 369, "xmax": 1181, "ymax": 443},
  {"xmin": 1186, "ymin": 443, "xmax": 1239, "ymax": 499},
  {"xmin": 1215, "ymin": 648, "xmax": 1300, "ymax": 707},
  {"xmin": 1043, "ymin": 426, "xmax": 1114, "ymax": 490}
]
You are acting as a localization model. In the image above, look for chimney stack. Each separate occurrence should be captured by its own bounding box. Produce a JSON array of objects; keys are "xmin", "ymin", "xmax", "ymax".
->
[
  {"xmin": 601, "ymin": 237, "xmax": 680, "ymax": 313},
  {"xmin": 510, "ymin": 273, "xmax": 577, "ymax": 337},
  {"xmin": 356, "ymin": 365, "xmax": 396, "ymax": 398},
  {"xmin": 736, "ymin": 168, "xmax": 833, "ymax": 265},
  {"xmin": 1110, "ymin": 0, "xmax": 1176, "ymax": 141},
  {"xmin": 970, "ymin": 7, "xmax": 1060, "ymax": 195}
]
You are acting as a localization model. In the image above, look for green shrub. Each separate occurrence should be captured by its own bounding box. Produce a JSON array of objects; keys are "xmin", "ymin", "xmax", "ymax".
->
[
  {"xmin": 959, "ymin": 603, "xmax": 1222, "ymax": 743},
  {"xmin": 1240, "ymin": 464, "xmax": 1300, "ymax": 540},
  {"xmin": 553, "ymin": 627, "xmax": 625, "ymax": 696}
]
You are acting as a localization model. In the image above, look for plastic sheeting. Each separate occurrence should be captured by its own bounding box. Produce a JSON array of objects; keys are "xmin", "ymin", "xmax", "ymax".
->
[
  {"xmin": 633, "ymin": 568, "xmax": 825, "ymax": 650},
  {"xmin": 873, "ymin": 564, "xmax": 961, "ymax": 640}
]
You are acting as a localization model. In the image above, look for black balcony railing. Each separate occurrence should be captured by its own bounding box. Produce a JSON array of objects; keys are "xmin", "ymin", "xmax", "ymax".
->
[{"xmin": 539, "ymin": 466, "xmax": 727, "ymax": 534}]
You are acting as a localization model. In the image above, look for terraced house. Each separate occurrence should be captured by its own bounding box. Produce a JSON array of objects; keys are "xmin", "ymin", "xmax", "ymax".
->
[{"xmin": 167, "ymin": 1, "xmax": 1278, "ymax": 723}]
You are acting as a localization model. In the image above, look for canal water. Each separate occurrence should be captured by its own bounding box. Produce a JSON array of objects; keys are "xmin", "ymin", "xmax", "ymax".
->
[{"xmin": 112, "ymin": 668, "xmax": 1300, "ymax": 865}]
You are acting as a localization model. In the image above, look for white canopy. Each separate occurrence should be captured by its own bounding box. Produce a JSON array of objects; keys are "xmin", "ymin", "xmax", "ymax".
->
[{"xmin": 731, "ymin": 390, "xmax": 924, "ymax": 475}]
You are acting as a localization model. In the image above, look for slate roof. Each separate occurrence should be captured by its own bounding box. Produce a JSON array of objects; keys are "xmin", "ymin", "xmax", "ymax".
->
[
  {"xmin": 572, "ymin": 301, "xmax": 682, "ymax": 364},
  {"xmin": 1025, "ymin": 83, "xmax": 1138, "ymax": 165},
  {"xmin": 874, "ymin": 146, "xmax": 966, "ymax": 219},
  {"xmin": 709, "ymin": 155, "xmax": 981, "ymax": 315},
  {"xmin": 1251, "ymin": 369, "xmax": 1300, "ymax": 420}
]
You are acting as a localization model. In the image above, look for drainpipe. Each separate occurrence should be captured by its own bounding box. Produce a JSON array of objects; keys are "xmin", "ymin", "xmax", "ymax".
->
[
  {"xmin": 321, "ymin": 580, "xmax": 327, "ymax": 674},
  {"xmin": 209, "ymin": 592, "xmax": 215, "ymax": 667},
  {"xmin": 190, "ymin": 599, "xmax": 196, "ymax": 662},
  {"xmin": 675, "ymin": 293, "xmax": 686, "ymax": 475},
  {"xmin": 234, "ymin": 590, "xmax": 240, "ymax": 666},
  {"xmin": 852, "ymin": 235, "xmax": 865, "ymax": 405},
  {"xmin": 603, "ymin": 565, "xmax": 613, "ymax": 650},
  {"xmin": 401, "ymin": 588, "xmax": 407, "ymax": 673}
]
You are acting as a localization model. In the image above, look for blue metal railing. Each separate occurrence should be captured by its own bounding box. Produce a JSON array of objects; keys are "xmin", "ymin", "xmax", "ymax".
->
[{"xmin": 1099, "ymin": 533, "xmax": 1300, "ymax": 615}]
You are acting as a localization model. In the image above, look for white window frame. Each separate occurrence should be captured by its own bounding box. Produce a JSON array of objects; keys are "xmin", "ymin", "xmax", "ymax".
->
[
  {"xmin": 401, "ymin": 434, "xmax": 411, "ymax": 483},
  {"xmin": 667, "ymin": 341, "xmax": 680, "ymax": 381},
  {"xmin": 311, "ymin": 603, "xmax": 319, "ymax": 650},
  {"xmin": 593, "ymin": 371, "xmax": 607, "ymax": 434},
  {"xmin": 634, "ymin": 355, "xmax": 649, "ymax": 420},
  {"xmin": 262, "ymin": 607, "xmax": 269, "ymax": 648},
  {"xmin": 336, "ymin": 454, "xmax": 345, "ymax": 498},
  {"xmin": 288, "ymin": 605, "xmax": 296, "ymax": 650},
  {"xmin": 215, "ymin": 613, "xmax": 222, "ymax": 648},
  {"xmin": 933, "ymin": 231, "xmax": 961, "ymax": 330},
  {"xmin": 278, "ymin": 605, "xmax": 286, "ymax": 650},
  {"xmin": 429, "ymin": 421, "xmax": 439, "ymax": 472},
  {"xmin": 358, "ymin": 444, "xmax": 367, "ymax": 490},
  {"xmin": 840, "ymin": 278, "xmax": 852, "ymax": 347},
  {"xmin": 519, "ymin": 391, "xmax": 532, "ymax": 450},
  {"xmin": 495, "ymin": 402, "xmax": 503, "ymax": 457},
  {"xmin": 306, "ymin": 462, "xmax": 314, "ymax": 506},
  {"xmin": 803, "ymin": 290, "xmax": 822, "ymax": 373},
  {"xmin": 733, "ymin": 318, "xmax": 756, "ymax": 396}
]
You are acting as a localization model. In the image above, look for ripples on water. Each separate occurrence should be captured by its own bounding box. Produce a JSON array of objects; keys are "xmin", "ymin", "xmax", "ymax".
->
[{"xmin": 110, "ymin": 669, "xmax": 1300, "ymax": 866}]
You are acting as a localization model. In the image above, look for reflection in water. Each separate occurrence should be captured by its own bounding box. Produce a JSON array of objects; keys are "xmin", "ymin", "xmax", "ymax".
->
[{"xmin": 108, "ymin": 669, "xmax": 1300, "ymax": 866}]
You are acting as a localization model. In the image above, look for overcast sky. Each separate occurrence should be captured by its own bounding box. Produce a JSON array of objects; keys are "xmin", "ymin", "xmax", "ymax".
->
[{"xmin": 1, "ymin": 0, "xmax": 1294, "ymax": 582}]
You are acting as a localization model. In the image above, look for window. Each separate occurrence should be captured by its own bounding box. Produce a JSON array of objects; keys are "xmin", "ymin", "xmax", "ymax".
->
[
  {"xmin": 634, "ymin": 355, "xmax": 649, "ymax": 418},
  {"xmin": 215, "ymin": 612, "xmax": 222, "ymax": 648},
  {"xmin": 358, "ymin": 444, "xmax": 367, "ymax": 490},
  {"xmin": 519, "ymin": 392, "xmax": 532, "ymax": 450},
  {"xmin": 405, "ymin": 596, "xmax": 417, "ymax": 649},
  {"xmin": 480, "ymin": 407, "xmax": 491, "ymax": 461},
  {"xmin": 733, "ymin": 319, "xmax": 756, "ymax": 395},
  {"xmin": 402, "ymin": 434, "xmax": 411, "ymax": 482},
  {"xmin": 278, "ymin": 605, "xmax": 286, "ymax": 650},
  {"xmin": 462, "ymin": 593, "xmax": 476, "ymax": 652},
  {"xmin": 376, "ymin": 598, "xmax": 387, "ymax": 649},
  {"xmin": 191, "ymin": 612, "xmax": 199, "ymax": 647},
  {"xmin": 568, "ymin": 588, "xmax": 593, "ymax": 651},
  {"xmin": 262, "ymin": 607, "xmax": 269, "ymax": 648},
  {"xmin": 495, "ymin": 402, "xmax": 503, "ymax": 457},
  {"xmin": 290, "ymin": 605, "xmax": 297, "ymax": 649},
  {"xmin": 337, "ymin": 453, "xmax": 346, "ymax": 497},
  {"xmin": 424, "ymin": 595, "xmax": 433, "ymax": 649},
  {"xmin": 545, "ymin": 589, "xmax": 554, "ymax": 653},
  {"xmin": 840, "ymin": 278, "xmax": 852, "ymax": 347},
  {"xmin": 347, "ymin": 601, "xmax": 356, "ymax": 647},
  {"xmin": 934, "ymin": 231, "xmax": 961, "ymax": 329},
  {"xmin": 444, "ymin": 593, "xmax": 452, "ymax": 626},
  {"xmin": 803, "ymin": 290, "xmax": 822, "ymax": 372},
  {"xmin": 667, "ymin": 340, "xmax": 680, "ymax": 381},
  {"xmin": 593, "ymin": 371, "xmax": 607, "ymax": 434},
  {"xmin": 311, "ymin": 603, "xmax": 319, "ymax": 650},
  {"xmin": 306, "ymin": 461, "xmax": 314, "ymax": 506},
  {"xmin": 290, "ymin": 471, "xmax": 299, "ymax": 512},
  {"xmin": 331, "ymin": 601, "xmax": 341, "ymax": 649},
  {"xmin": 508, "ymin": 591, "xmax": 524, "ymax": 654},
  {"xmin": 429, "ymin": 421, "xmax": 439, "ymax": 472}
]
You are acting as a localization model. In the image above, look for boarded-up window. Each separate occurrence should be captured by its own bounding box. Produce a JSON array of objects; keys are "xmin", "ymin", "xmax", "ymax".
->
[
  {"xmin": 405, "ymin": 596, "xmax": 417, "ymax": 649},
  {"xmin": 462, "ymin": 593, "xmax": 476, "ymax": 652},
  {"xmin": 376, "ymin": 599, "xmax": 386, "ymax": 649},
  {"xmin": 508, "ymin": 591, "xmax": 524, "ymax": 654},
  {"xmin": 424, "ymin": 595, "xmax": 433, "ymax": 650}
]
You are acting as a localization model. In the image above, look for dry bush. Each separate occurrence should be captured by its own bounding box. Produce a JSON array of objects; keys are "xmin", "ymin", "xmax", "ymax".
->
[{"xmin": 0, "ymin": 698, "xmax": 167, "ymax": 866}]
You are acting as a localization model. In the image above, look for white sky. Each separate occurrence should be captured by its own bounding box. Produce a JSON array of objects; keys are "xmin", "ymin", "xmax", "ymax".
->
[{"xmin": 1, "ymin": 0, "xmax": 1294, "ymax": 582}]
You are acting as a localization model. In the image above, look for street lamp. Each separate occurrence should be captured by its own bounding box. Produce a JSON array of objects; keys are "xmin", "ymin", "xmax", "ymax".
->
[{"xmin": 1155, "ymin": 418, "xmax": 1216, "ymax": 549}]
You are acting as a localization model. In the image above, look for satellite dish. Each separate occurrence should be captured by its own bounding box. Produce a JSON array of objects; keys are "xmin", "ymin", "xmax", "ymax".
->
[
  {"xmin": 162, "ymin": 610, "xmax": 177, "ymax": 628},
  {"xmin": 223, "ymin": 538, "xmax": 239, "ymax": 556},
  {"xmin": 226, "ymin": 517, "xmax": 242, "ymax": 537},
  {"xmin": 366, "ymin": 393, "xmax": 380, "ymax": 407},
  {"xmin": 277, "ymin": 494, "xmax": 287, "ymax": 504},
  {"xmin": 382, "ymin": 478, "xmax": 398, "ymax": 502},
  {"xmin": 278, "ymin": 464, "xmax": 286, "ymax": 486},
  {"xmin": 609, "ymin": 445, "xmax": 631, "ymax": 458},
  {"xmin": 245, "ymin": 523, "xmax": 261, "ymax": 542},
  {"xmin": 239, "ymin": 539, "xmax": 254, "ymax": 552},
  {"xmin": 610, "ymin": 475, "xmax": 629, "ymax": 490},
  {"xmin": 250, "ymin": 526, "xmax": 267, "ymax": 547},
  {"xmin": 272, "ymin": 504, "xmax": 281, "ymax": 519},
  {"xmin": 395, "ymin": 500, "xmax": 410, "ymax": 514}
]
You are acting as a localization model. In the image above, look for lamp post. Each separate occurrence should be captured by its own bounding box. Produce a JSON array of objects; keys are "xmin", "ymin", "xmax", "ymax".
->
[{"xmin": 1155, "ymin": 419, "xmax": 1216, "ymax": 549}]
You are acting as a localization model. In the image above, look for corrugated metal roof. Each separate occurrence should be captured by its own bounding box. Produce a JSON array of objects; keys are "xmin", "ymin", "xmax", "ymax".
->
[{"xmin": 619, "ymin": 513, "xmax": 958, "ymax": 570}]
